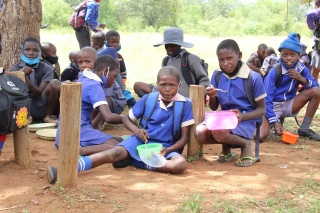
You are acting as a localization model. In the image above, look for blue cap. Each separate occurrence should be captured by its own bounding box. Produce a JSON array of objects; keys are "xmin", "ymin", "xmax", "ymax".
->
[
  {"xmin": 97, "ymin": 47, "xmax": 117, "ymax": 60},
  {"xmin": 278, "ymin": 32, "xmax": 302, "ymax": 54}
]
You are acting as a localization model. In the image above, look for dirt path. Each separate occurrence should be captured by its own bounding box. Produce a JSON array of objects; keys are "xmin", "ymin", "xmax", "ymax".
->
[{"xmin": 1, "ymin": 119, "xmax": 320, "ymax": 212}]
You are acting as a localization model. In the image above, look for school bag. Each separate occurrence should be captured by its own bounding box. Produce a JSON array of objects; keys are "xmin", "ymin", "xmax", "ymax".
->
[
  {"xmin": 162, "ymin": 51, "xmax": 208, "ymax": 85},
  {"xmin": 0, "ymin": 72, "xmax": 31, "ymax": 134},
  {"xmin": 139, "ymin": 92, "xmax": 186, "ymax": 152},
  {"xmin": 69, "ymin": 0, "xmax": 88, "ymax": 30}
]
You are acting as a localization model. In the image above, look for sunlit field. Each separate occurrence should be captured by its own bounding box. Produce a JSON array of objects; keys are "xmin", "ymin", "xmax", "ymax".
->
[{"xmin": 40, "ymin": 29, "xmax": 314, "ymax": 90}]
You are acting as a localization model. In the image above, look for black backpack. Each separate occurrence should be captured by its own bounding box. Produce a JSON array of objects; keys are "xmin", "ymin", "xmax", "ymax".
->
[
  {"xmin": 0, "ymin": 72, "xmax": 31, "ymax": 134},
  {"xmin": 162, "ymin": 51, "xmax": 208, "ymax": 85}
]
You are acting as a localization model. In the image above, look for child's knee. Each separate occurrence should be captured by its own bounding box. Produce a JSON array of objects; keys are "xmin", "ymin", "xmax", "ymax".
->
[
  {"xmin": 194, "ymin": 125, "xmax": 207, "ymax": 143},
  {"xmin": 169, "ymin": 157, "xmax": 187, "ymax": 173}
]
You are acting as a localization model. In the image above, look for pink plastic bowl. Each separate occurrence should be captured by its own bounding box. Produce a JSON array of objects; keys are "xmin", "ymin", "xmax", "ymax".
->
[{"xmin": 205, "ymin": 111, "xmax": 238, "ymax": 130}]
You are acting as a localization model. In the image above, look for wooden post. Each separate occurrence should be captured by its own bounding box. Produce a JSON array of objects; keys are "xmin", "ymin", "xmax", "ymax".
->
[
  {"xmin": 187, "ymin": 85, "xmax": 205, "ymax": 158},
  {"xmin": 57, "ymin": 82, "xmax": 81, "ymax": 187},
  {"xmin": 9, "ymin": 71, "xmax": 31, "ymax": 166}
]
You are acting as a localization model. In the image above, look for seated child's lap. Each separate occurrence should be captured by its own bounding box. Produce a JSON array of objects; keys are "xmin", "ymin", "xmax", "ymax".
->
[
  {"xmin": 118, "ymin": 135, "xmax": 180, "ymax": 161},
  {"xmin": 273, "ymin": 98, "xmax": 298, "ymax": 119},
  {"xmin": 30, "ymin": 93, "xmax": 48, "ymax": 120}
]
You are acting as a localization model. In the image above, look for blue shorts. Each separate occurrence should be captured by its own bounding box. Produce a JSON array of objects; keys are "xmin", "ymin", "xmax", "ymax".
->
[{"xmin": 118, "ymin": 135, "xmax": 180, "ymax": 161}]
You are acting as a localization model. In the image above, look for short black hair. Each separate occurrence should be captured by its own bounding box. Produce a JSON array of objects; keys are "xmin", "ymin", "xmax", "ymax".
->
[
  {"xmin": 157, "ymin": 66, "xmax": 180, "ymax": 82},
  {"xmin": 22, "ymin": 36, "xmax": 41, "ymax": 49},
  {"xmin": 216, "ymin": 39, "xmax": 240, "ymax": 55},
  {"xmin": 105, "ymin": 30, "xmax": 120, "ymax": 41},
  {"xmin": 94, "ymin": 55, "xmax": 119, "ymax": 73},
  {"xmin": 258, "ymin": 43, "xmax": 268, "ymax": 50},
  {"xmin": 265, "ymin": 47, "xmax": 276, "ymax": 56},
  {"xmin": 92, "ymin": 32, "xmax": 106, "ymax": 43}
]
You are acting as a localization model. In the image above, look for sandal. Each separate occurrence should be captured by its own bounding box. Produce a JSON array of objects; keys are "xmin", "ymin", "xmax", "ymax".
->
[
  {"xmin": 217, "ymin": 152, "xmax": 238, "ymax": 163},
  {"xmin": 235, "ymin": 156, "xmax": 260, "ymax": 167}
]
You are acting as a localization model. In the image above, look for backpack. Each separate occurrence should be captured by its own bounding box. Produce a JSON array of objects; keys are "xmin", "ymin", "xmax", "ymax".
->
[
  {"xmin": 162, "ymin": 51, "xmax": 208, "ymax": 85},
  {"xmin": 69, "ymin": 0, "xmax": 87, "ymax": 30},
  {"xmin": 139, "ymin": 92, "xmax": 186, "ymax": 152},
  {"xmin": 0, "ymin": 72, "xmax": 31, "ymax": 134}
]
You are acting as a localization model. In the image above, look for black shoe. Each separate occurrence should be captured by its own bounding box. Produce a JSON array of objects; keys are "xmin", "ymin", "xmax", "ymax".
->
[
  {"xmin": 112, "ymin": 158, "xmax": 134, "ymax": 168},
  {"xmin": 48, "ymin": 166, "xmax": 57, "ymax": 184},
  {"xmin": 298, "ymin": 129, "xmax": 320, "ymax": 141}
]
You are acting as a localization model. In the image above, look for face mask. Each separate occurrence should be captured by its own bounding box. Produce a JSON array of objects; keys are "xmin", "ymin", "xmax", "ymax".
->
[
  {"xmin": 43, "ymin": 55, "xmax": 59, "ymax": 65},
  {"xmin": 102, "ymin": 67, "xmax": 110, "ymax": 88},
  {"xmin": 159, "ymin": 93, "xmax": 179, "ymax": 102},
  {"xmin": 20, "ymin": 53, "xmax": 41, "ymax": 66}
]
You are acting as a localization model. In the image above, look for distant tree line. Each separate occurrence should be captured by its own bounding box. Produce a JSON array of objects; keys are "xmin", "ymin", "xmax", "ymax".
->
[{"xmin": 42, "ymin": 0, "xmax": 313, "ymax": 37}]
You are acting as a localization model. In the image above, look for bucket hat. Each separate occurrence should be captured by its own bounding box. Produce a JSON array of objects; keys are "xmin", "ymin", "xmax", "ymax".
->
[{"xmin": 154, "ymin": 27, "xmax": 194, "ymax": 48}]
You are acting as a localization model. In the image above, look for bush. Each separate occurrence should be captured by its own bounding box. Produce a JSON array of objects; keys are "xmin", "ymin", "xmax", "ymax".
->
[{"xmin": 42, "ymin": 0, "xmax": 73, "ymax": 28}]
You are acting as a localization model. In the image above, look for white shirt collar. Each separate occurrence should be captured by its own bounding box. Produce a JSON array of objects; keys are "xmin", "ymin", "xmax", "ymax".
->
[
  {"xmin": 158, "ymin": 93, "xmax": 186, "ymax": 110},
  {"xmin": 83, "ymin": 68, "xmax": 103, "ymax": 83}
]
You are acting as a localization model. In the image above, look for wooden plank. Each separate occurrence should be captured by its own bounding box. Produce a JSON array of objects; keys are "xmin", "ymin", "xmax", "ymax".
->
[
  {"xmin": 9, "ymin": 71, "xmax": 31, "ymax": 166},
  {"xmin": 57, "ymin": 82, "xmax": 82, "ymax": 187},
  {"xmin": 187, "ymin": 85, "xmax": 205, "ymax": 158}
]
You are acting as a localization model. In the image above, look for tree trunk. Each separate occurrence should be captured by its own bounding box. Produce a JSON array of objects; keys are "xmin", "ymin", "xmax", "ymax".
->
[{"xmin": 0, "ymin": 0, "xmax": 42, "ymax": 70}]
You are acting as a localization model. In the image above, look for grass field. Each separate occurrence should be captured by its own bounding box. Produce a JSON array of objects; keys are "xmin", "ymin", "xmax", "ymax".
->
[{"xmin": 40, "ymin": 29, "xmax": 314, "ymax": 89}]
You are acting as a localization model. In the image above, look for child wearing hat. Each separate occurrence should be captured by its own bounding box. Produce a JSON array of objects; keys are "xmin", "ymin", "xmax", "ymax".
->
[
  {"xmin": 133, "ymin": 27, "xmax": 210, "ymax": 98},
  {"xmin": 260, "ymin": 33, "xmax": 320, "ymax": 141}
]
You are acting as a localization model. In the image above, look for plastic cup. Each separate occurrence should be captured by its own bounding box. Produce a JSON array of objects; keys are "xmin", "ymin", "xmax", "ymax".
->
[{"xmin": 205, "ymin": 111, "xmax": 238, "ymax": 130}]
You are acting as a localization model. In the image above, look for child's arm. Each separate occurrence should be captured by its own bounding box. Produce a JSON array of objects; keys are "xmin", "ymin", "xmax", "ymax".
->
[
  {"xmin": 206, "ymin": 85, "xmax": 219, "ymax": 110},
  {"xmin": 231, "ymin": 98, "xmax": 265, "ymax": 122},
  {"xmin": 122, "ymin": 114, "xmax": 149, "ymax": 142},
  {"xmin": 97, "ymin": 104, "xmax": 123, "ymax": 124},
  {"xmin": 289, "ymin": 68, "xmax": 319, "ymax": 88},
  {"xmin": 160, "ymin": 126, "xmax": 190, "ymax": 156}
]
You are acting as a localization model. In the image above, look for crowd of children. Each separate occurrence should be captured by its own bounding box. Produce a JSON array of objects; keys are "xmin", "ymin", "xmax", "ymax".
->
[{"xmin": 1, "ymin": 23, "xmax": 320, "ymax": 183}]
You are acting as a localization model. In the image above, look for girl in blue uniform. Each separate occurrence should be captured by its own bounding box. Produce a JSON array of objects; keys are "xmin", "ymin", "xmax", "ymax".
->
[
  {"xmin": 195, "ymin": 39, "xmax": 266, "ymax": 167},
  {"xmin": 48, "ymin": 66, "xmax": 194, "ymax": 183},
  {"xmin": 55, "ymin": 54, "xmax": 123, "ymax": 156}
]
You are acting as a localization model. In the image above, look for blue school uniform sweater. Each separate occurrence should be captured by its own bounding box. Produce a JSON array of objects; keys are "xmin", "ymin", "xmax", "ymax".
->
[
  {"xmin": 264, "ymin": 62, "xmax": 319, "ymax": 124},
  {"xmin": 85, "ymin": 0, "xmax": 100, "ymax": 30}
]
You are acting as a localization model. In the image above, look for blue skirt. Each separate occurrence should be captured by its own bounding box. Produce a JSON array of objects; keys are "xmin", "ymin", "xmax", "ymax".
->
[{"xmin": 118, "ymin": 135, "xmax": 180, "ymax": 161}]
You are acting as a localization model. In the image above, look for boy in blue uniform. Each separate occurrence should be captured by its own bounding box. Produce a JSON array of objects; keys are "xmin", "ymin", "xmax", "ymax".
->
[
  {"xmin": 48, "ymin": 66, "xmax": 194, "ymax": 183},
  {"xmin": 260, "ymin": 33, "xmax": 320, "ymax": 140},
  {"xmin": 55, "ymin": 54, "xmax": 123, "ymax": 156},
  {"xmin": 195, "ymin": 39, "xmax": 266, "ymax": 167}
]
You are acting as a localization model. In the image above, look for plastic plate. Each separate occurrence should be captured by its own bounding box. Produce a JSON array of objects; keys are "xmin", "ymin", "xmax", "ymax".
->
[
  {"xmin": 29, "ymin": 123, "xmax": 57, "ymax": 132},
  {"xmin": 139, "ymin": 150, "xmax": 166, "ymax": 168},
  {"xmin": 35, "ymin": 128, "xmax": 57, "ymax": 141}
]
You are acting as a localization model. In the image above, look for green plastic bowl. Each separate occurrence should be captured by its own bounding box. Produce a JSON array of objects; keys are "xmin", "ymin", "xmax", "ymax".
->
[{"xmin": 136, "ymin": 143, "xmax": 162, "ymax": 156}]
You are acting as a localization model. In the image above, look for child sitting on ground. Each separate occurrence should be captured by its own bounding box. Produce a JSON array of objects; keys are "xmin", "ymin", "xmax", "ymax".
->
[
  {"xmin": 194, "ymin": 39, "xmax": 266, "ymax": 167},
  {"xmin": 246, "ymin": 43, "xmax": 268, "ymax": 76},
  {"xmin": 10, "ymin": 37, "xmax": 60, "ymax": 124},
  {"xmin": 41, "ymin": 42, "xmax": 60, "ymax": 79},
  {"xmin": 104, "ymin": 30, "xmax": 136, "ymax": 107},
  {"xmin": 60, "ymin": 51, "xmax": 80, "ymax": 82},
  {"xmin": 260, "ymin": 33, "xmax": 320, "ymax": 141},
  {"xmin": 48, "ymin": 66, "xmax": 195, "ymax": 184},
  {"xmin": 261, "ymin": 47, "xmax": 279, "ymax": 75},
  {"xmin": 55, "ymin": 54, "xmax": 123, "ymax": 157}
]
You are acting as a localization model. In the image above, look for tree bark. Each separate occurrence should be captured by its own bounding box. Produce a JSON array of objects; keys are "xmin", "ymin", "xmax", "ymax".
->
[{"xmin": 0, "ymin": 0, "xmax": 42, "ymax": 70}]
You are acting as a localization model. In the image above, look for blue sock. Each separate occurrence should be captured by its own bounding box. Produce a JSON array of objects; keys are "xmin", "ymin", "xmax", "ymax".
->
[
  {"xmin": 132, "ymin": 160, "xmax": 155, "ymax": 171},
  {"xmin": 78, "ymin": 156, "xmax": 92, "ymax": 172}
]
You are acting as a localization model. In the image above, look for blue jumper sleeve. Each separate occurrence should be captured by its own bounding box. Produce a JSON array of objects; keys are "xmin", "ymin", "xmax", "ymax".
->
[
  {"xmin": 85, "ymin": 3, "xmax": 99, "ymax": 30},
  {"xmin": 264, "ymin": 68, "xmax": 278, "ymax": 124}
]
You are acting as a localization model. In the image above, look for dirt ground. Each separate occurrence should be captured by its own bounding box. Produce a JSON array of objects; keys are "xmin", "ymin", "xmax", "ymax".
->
[{"xmin": 1, "ymin": 114, "xmax": 320, "ymax": 212}]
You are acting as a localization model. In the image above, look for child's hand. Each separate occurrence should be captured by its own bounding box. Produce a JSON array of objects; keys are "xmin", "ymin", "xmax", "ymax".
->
[
  {"xmin": 288, "ymin": 68, "xmax": 302, "ymax": 81},
  {"xmin": 206, "ymin": 85, "xmax": 218, "ymax": 98},
  {"xmin": 159, "ymin": 147, "xmax": 167, "ymax": 156},
  {"xmin": 273, "ymin": 122, "xmax": 284, "ymax": 135},
  {"xmin": 230, "ymin": 109, "xmax": 242, "ymax": 123},
  {"xmin": 19, "ymin": 67, "xmax": 33, "ymax": 76},
  {"xmin": 133, "ymin": 128, "xmax": 149, "ymax": 142}
]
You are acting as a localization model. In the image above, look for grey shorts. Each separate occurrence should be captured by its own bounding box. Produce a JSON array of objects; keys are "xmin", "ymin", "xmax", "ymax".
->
[
  {"xmin": 30, "ymin": 93, "xmax": 48, "ymax": 120},
  {"xmin": 310, "ymin": 50, "xmax": 320, "ymax": 69},
  {"xmin": 273, "ymin": 98, "xmax": 298, "ymax": 119}
]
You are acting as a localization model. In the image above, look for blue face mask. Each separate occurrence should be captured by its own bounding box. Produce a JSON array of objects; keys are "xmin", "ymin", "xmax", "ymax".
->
[
  {"xmin": 101, "ymin": 75, "xmax": 108, "ymax": 88},
  {"xmin": 20, "ymin": 52, "xmax": 41, "ymax": 66}
]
